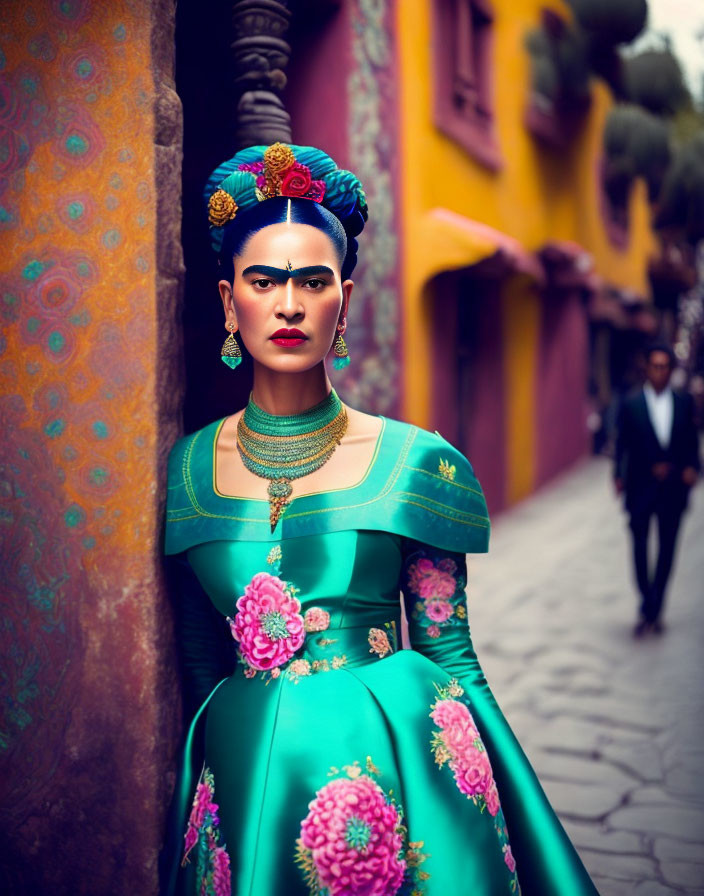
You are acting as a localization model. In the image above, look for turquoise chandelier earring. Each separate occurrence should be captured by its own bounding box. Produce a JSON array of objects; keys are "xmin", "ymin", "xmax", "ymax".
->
[
  {"xmin": 333, "ymin": 322, "xmax": 350, "ymax": 370},
  {"xmin": 221, "ymin": 322, "xmax": 242, "ymax": 369}
]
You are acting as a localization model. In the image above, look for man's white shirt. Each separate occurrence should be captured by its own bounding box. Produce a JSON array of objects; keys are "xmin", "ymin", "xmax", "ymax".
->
[{"xmin": 643, "ymin": 381, "xmax": 674, "ymax": 450}]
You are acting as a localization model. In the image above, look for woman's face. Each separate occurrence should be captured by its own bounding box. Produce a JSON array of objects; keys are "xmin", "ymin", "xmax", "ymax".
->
[{"xmin": 219, "ymin": 221, "xmax": 353, "ymax": 374}]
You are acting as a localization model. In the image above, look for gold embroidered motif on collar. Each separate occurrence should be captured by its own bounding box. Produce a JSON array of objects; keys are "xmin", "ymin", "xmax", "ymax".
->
[{"xmin": 438, "ymin": 458, "xmax": 456, "ymax": 481}]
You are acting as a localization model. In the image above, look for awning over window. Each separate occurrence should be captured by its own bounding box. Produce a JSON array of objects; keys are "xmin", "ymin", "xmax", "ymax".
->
[{"xmin": 414, "ymin": 208, "xmax": 545, "ymax": 286}]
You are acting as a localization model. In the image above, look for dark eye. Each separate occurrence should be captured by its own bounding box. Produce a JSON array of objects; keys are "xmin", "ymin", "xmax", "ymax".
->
[
  {"xmin": 252, "ymin": 278, "xmax": 274, "ymax": 289},
  {"xmin": 303, "ymin": 278, "xmax": 326, "ymax": 289}
]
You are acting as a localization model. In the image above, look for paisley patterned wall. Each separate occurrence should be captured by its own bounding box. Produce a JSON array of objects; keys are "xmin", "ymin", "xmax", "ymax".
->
[{"xmin": 0, "ymin": 1, "xmax": 180, "ymax": 892}]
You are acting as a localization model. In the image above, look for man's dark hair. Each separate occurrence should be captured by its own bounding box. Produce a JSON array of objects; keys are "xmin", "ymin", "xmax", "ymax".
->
[{"xmin": 645, "ymin": 342, "xmax": 676, "ymax": 367}]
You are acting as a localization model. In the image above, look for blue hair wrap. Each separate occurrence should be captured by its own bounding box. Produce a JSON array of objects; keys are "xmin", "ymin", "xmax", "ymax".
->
[{"xmin": 205, "ymin": 144, "xmax": 368, "ymax": 281}]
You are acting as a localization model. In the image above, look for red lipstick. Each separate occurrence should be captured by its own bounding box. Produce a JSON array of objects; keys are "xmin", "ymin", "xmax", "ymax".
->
[{"xmin": 270, "ymin": 328, "xmax": 308, "ymax": 347}]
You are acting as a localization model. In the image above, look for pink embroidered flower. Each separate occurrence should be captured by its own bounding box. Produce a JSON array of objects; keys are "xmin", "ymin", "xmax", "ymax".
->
[
  {"xmin": 407, "ymin": 557, "xmax": 457, "ymax": 601},
  {"xmin": 181, "ymin": 768, "xmax": 230, "ymax": 880},
  {"xmin": 430, "ymin": 698, "xmax": 472, "ymax": 730},
  {"xmin": 451, "ymin": 750, "xmax": 492, "ymax": 797},
  {"xmin": 368, "ymin": 627, "xmax": 392, "ymax": 658},
  {"xmin": 288, "ymin": 658, "xmax": 312, "ymax": 681},
  {"xmin": 425, "ymin": 599, "xmax": 454, "ymax": 623},
  {"xmin": 441, "ymin": 721, "xmax": 479, "ymax": 756},
  {"xmin": 229, "ymin": 572, "xmax": 304, "ymax": 671},
  {"xmin": 431, "ymin": 692, "xmax": 501, "ymax": 814},
  {"xmin": 183, "ymin": 824, "xmax": 198, "ymax": 858},
  {"xmin": 211, "ymin": 842, "xmax": 232, "ymax": 896},
  {"xmin": 485, "ymin": 783, "xmax": 501, "ymax": 817},
  {"xmin": 426, "ymin": 624, "xmax": 441, "ymax": 639},
  {"xmin": 300, "ymin": 775, "xmax": 406, "ymax": 896},
  {"xmin": 304, "ymin": 606, "xmax": 330, "ymax": 633},
  {"xmin": 437, "ymin": 557, "xmax": 458, "ymax": 576},
  {"xmin": 503, "ymin": 844, "xmax": 516, "ymax": 872},
  {"xmin": 187, "ymin": 777, "xmax": 218, "ymax": 834}
]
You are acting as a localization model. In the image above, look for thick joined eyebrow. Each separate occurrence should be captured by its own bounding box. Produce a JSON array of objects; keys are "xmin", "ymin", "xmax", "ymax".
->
[{"xmin": 240, "ymin": 264, "xmax": 334, "ymax": 283}]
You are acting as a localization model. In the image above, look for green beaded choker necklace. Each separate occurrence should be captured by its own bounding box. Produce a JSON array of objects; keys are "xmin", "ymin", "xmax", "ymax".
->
[{"xmin": 237, "ymin": 389, "xmax": 348, "ymax": 531}]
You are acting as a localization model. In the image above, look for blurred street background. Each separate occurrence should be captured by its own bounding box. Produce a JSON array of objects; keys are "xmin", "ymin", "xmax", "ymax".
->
[
  {"xmin": 470, "ymin": 458, "xmax": 704, "ymax": 896},
  {"xmin": 1, "ymin": 0, "xmax": 704, "ymax": 893}
]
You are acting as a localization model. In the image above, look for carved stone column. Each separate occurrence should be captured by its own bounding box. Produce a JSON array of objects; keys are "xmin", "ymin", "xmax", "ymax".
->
[{"xmin": 230, "ymin": 0, "xmax": 292, "ymax": 148}]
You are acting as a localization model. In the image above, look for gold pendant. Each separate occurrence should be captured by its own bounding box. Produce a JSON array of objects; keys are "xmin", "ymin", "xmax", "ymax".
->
[{"xmin": 267, "ymin": 478, "xmax": 293, "ymax": 532}]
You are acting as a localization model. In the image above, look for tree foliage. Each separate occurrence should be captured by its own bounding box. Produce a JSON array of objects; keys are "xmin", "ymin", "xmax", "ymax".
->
[
  {"xmin": 524, "ymin": 17, "xmax": 590, "ymax": 106},
  {"xmin": 604, "ymin": 104, "xmax": 671, "ymax": 202},
  {"xmin": 625, "ymin": 50, "xmax": 691, "ymax": 117},
  {"xmin": 655, "ymin": 133, "xmax": 704, "ymax": 244},
  {"xmin": 565, "ymin": 0, "xmax": 647, "ymax": 46},
  {"xmin": 523, "ymin": 0, "xmax": 704, "ymax": 245},
  {"xmin": 525, "ymin": 1, "xmax": 648, "ymax": 121},
  {"xmin": 610, "ymin": 43, "xmax": 704, "ymax": 244}
]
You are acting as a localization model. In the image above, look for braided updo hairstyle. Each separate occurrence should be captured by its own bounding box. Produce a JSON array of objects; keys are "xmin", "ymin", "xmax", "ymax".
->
[{"xmin": 204, "ymin": 144, "xmax": 368, "ymax": 282}]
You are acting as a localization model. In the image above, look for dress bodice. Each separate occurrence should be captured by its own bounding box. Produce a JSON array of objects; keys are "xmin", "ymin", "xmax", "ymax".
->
[
  {"xmin": 189, "ymin": 531, "xmax": 402, "ymax": 620},
  {"xmin": 187, "ymin": 530, "xmax": 405, "ymax": 668}
]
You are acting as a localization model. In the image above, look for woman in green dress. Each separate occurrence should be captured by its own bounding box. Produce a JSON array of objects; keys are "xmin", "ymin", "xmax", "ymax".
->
[{"xmin": 163, "ymin": 143, "xmax": 599, "ymax": 896}]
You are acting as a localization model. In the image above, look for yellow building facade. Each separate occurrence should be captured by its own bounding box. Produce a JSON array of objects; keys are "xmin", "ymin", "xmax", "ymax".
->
[{"xmin": 397, "ymin": 0, "xmax": 656, "ymax": 511}]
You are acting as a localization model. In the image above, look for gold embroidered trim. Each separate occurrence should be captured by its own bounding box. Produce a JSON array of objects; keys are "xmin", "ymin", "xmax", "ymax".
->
[
  {"xmin": 167, "ymin": 424, "xmax": 490, "ymax": 534},
  {"xmin": 404, "ymin": 464, "xmax": 485, "ymax": 498}
]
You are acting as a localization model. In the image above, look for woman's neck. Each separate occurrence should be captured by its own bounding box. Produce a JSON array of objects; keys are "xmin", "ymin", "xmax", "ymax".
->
[{"xmin": 249, "ymin": 362, "xmax": 333, "ymax": 415}]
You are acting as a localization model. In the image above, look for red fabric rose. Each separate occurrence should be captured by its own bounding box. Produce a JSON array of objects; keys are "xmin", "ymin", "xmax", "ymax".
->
[{"xmin": 281, "ymin": 163, "xmax": 313, "ymax": 197}]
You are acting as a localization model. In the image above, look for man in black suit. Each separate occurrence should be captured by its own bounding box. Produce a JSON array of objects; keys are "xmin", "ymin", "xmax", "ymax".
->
[{"xmin": 614, "ymin": 344, "xmax": 700, "ymax": 636}]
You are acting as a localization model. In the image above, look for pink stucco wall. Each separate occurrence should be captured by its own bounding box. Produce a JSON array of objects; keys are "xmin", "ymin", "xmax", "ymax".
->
[
  {"xmin": 535, "ymin": 289, "xmax": 591, "ymax": 488},
  {"xmin": 430, "ymin": 274, "xmax": 507, "ymax": 516},
  {"xmin": 286, "ymin": 3, "xmax": 351, "ymax": 167}
]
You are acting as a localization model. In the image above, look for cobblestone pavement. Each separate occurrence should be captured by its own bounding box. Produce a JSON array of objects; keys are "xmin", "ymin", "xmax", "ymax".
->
[{"xmin": 468, "ymin": 456, "xmax": 704, "ymax": 896}]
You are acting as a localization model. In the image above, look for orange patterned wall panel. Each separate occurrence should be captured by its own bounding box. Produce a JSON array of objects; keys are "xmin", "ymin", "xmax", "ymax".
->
[{"xmin": 0, "ymin": 1, "xmax": 179, "ymax": 892}]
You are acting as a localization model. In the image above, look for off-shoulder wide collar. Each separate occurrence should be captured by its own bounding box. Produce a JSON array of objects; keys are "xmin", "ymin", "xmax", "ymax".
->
[{"xmin": 165, "ymin": 416, "xmax": 490, "ymax": 554}]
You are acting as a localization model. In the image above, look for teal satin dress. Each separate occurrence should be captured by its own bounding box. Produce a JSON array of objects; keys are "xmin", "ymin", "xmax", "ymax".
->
[{"xmin": 164, "ymin": 416, "xmax": 599, "ymax": 896}]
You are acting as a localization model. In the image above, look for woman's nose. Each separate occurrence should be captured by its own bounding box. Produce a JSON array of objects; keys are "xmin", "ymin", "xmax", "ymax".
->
[{"xmin": 276, "ymin": 282, "xmax": 304, "ymax": 320}]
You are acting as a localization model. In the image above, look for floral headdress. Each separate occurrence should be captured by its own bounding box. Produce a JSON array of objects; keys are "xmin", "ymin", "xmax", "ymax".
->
[
  {"xmin": 204, "ymin": 143, "xmax": 367, "ymax": 254},
  {"xmin": 208, "ymin": 143, "xmax": 327, "ymax": 228}
]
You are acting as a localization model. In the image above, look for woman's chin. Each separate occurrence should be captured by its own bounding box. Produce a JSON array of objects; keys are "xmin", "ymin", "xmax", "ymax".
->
[{"xmin": 252, "ymin": 352, "xmax": 328, "ymax": 374}]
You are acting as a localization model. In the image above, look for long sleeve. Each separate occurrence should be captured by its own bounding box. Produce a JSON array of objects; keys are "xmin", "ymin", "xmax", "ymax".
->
[
  {"xmin": 160, "ymin": 555, "xmax": 235, "ymax": 896},
  {"xmin": 167, "ymin": 553, "xmax": 236, "ymax": 720},
  {"xmin": 400, "ymin": 538, "xmax": 479, "ymax": 679},
  {"xmin": 400, "ymin": 537, "xmax": 600, "ymax": 896}
]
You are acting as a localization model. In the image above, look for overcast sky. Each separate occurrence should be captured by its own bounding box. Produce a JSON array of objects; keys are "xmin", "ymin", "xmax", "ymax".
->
[{"xmin": 628, "ymin": 0, "xmax": 704, "ymax": 99}]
